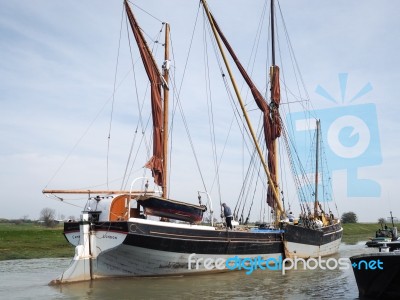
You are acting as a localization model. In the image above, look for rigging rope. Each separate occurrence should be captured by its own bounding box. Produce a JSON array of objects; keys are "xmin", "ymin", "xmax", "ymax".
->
[
  {"xmin": 201, "ymin": 3, "xmax": 275, "ymax": 222},
  {"xmin": 106, "ymin": 3, "xmax": 125, "ymax": 190},
  {"xmin": 44, "ymin": 69, "xmax": 134, "ymax": 190},
  {"xmin": 202, "ymin": 12, "xmax": 223, "ymax": 207},
  {"xmin": 127, "ymin": 0, "xmax": 164, "ymax": 23},
  {"xmin": 167, "ymin": 4, "xmax": 209, "ymax": 195}
]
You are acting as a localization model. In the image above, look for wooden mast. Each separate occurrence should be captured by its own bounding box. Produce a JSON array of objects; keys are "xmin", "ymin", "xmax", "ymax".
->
[
  {"xmin": 314, "ymin": 119, "xmax": 320, "ymax": 216},
  {"xmin": 162, "ymin": 23, "xmax": 170, "ymax": 198},
  {"xmin": 270, "ymin": 0, "xmax": 280, "ymax": 217},
  {"xmin": 200, "ymin": 0, "xmax": 284, "ymax": 219},
  {"xmin": 42, "ymin": 189, "xmax": 157, "ymax": 195},
  {"xmin": 271, "ymin": 0, "xmax": 276, "ymax": 66}
]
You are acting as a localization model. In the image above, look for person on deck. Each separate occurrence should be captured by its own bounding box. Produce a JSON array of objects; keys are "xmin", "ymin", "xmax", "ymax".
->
[{"xmin": 222, "ymin": 203, "xmax": 233, "ymax": 230}]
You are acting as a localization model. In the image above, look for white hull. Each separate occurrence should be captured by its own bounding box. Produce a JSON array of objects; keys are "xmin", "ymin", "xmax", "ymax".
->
[
  {"xmin": 55, "ymin": 242, "xmax": 282, "ymax": 283},
  {"xmin": 284, "ymin": 236, "xmax": 342, "ymax": 259},
  {"xmin": 95, "ymin": 245, "xmax": 282, "ymax": 277}
]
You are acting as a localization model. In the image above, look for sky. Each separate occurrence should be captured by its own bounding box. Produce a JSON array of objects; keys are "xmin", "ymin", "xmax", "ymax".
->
[{"xmin": 1, "ymin": 0, "xmax": 400, "ymax": 222}]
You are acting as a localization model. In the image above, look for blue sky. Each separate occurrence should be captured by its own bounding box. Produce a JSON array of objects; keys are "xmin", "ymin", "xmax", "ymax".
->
[{"xmin": 1, "ymin": 0, "xmax": 399, "ymax": 222}]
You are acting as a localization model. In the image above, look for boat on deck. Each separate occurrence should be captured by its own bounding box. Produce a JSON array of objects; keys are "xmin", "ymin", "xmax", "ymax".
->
[{"xmin": 137, "ymin": 195, "xmax": 207, "ymax": 224}]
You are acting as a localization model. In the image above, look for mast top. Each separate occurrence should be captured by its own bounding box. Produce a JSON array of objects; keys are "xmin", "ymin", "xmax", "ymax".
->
[{"xmin": 270, "ymin": 0, "xmax": 276, "ymax": 66}]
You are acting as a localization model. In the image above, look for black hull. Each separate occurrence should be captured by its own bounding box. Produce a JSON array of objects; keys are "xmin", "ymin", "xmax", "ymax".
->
[
  {"xmin": 126, "ymin": 221, "xmax": 283, "ymax": 255},
  {"xmin": 283, "ymin": 223, "xmax": 343, "ymax": 246},
  {"xmin": 64, "ymin": 220, "xmax": 284, "ymax": 255},
  {"xmin": 350, "ymin": 253, "xmax": 400, "ymax": 299}
]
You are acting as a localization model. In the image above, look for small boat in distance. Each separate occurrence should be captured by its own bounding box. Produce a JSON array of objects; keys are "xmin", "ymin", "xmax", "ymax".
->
[{"xmin": 366, "ymin": 212, "xmax": 398, "ymax": 248}]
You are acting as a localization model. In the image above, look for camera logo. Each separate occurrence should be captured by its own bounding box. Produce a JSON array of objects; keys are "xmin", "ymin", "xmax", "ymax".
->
[{"xmin": 287, "ymin": 73, "xmax": 382, "ymax": 197}]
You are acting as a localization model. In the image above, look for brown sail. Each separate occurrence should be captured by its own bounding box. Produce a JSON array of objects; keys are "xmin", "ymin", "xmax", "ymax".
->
[
  {"xmin": 267, "ymin": 65, "xmax": 281, "ymax": 207},
  {"xmin": 125, "ymin": 1, "xmax": 164, "ymax": 187},
  {"xmin": 210, "ymin": 14, "xmax": 281, "ymax": 208}
]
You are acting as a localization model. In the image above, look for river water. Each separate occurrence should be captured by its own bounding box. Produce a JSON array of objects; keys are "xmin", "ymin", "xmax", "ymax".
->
[{"xmin": 0, "ymin": 241, "xmax": 376, "ymax": 300}]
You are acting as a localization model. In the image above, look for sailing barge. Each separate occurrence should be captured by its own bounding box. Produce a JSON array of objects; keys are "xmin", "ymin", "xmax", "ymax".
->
[{"xmin": 44, "ymin": 0, "xmax": 342, "ymax": 283}]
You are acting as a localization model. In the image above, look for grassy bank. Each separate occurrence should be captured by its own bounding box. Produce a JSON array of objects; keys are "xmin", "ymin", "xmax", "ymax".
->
[
  {"xmin": 0, "ymin": 222, "xmax": 397, "ymax": 261},
  {"xmin": 342, "ymin": 222, "xmax": 398, "ymax": 244},
  {"xmin": 0, "ymin": 223, "xmax": 73, "ymax": 261}
]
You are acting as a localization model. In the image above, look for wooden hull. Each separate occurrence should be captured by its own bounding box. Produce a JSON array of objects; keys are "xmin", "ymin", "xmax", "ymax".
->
[
  {"xmin": 57, "ymin": 218, "xmax": 283, "ymax": 282},
  {"xmin": 283, "ymin": 223, "xmax": 343, "ymax": 258},
  {"xmin": 59, "ymin": 218, "xmax": 344, "ymax": 283}
]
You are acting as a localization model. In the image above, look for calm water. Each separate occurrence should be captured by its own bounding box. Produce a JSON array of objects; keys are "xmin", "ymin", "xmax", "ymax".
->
[{"xmin": 0, "ymin": 242, "xmax": 376, "ymax": 300}]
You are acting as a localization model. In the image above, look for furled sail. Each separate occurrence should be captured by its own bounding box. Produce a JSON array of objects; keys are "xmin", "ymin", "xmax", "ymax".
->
[
  {"xmin": 125, "ymin": 1, "xmax": 164, "ymax": 187},
  {"xmin": 209, "ymin": 14, "xmax": 281, "ymax": 208},
  {"xmin": 267, "ymin": 65, "xmax": 281, "ymax": 208}
]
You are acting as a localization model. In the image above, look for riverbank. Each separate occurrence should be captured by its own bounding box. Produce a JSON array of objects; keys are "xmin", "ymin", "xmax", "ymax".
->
[
  {"xmin": 341, "ymin": 222, "xmax": 396, "ymax": 244},
  {"xmin": 0, "ymin": 222, "xmax": 396, "ymax": 261},
  {"xmin": 0, "ymin": 223, "xmax": 73, "ymax": 261}
]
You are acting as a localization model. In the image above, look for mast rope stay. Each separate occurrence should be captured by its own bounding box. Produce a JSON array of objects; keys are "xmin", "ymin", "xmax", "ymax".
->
[
  {"xmin": 202, "ymin": 15, "xmax": 223, "ymax": 209},
  {"xmin": 167, "ymin": 4, "xmax": 209, "ymax": 197},
  {"xmin": 200, "ymin": 15, "xmax": 269, "ymax": 222},
  {"xmin": 107, "ymin": 3, "xmax": 125, "ymax": 190}
]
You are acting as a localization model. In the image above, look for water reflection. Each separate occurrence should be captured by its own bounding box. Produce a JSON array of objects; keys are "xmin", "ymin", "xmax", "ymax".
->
[{"xmin": 342, "ymin": 237, "xmax": 370, "ymax": 245}]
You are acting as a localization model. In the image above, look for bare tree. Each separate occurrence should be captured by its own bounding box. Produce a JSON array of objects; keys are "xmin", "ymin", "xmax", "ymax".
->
[{"xmin": 40, "ymin": 208, "xmax": 56, "ymax": 227}]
